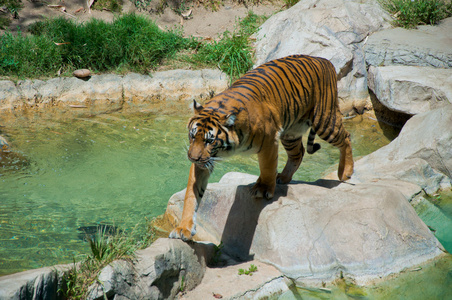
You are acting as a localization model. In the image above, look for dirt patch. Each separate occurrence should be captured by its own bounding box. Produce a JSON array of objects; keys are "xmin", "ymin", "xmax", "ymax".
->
[{"xmin": 1, "ymin": 0, "xmax": 283, "ymax": 39}]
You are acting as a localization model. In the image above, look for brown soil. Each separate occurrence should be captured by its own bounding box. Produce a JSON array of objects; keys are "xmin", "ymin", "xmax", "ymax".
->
[{"xmin": 1, "ymin": 0, "xmax": 283, "ymax": 39}]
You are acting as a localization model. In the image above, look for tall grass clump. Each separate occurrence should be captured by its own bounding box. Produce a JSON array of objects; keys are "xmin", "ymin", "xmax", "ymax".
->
[
  {"xmin": 191, "ymin": 11, "xmax": 268, "ymax": 82},
  {"xmin": 380, "ymin": 0, "xmax": 452, "ymax": 28},
  {"xmin": 0, "ymin": 13, "xmax": 196, "ymax": 78}
]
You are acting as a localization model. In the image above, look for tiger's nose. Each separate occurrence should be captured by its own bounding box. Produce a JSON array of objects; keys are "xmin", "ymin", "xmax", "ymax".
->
[{"xmin": 187, "ymin": 151, "xmax": 202, "ymax": 162}]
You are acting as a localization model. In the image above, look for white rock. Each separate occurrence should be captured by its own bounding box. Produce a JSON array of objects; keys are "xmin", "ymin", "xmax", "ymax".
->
[
  {"xmin": 349, "ymin": 105, "xmax": 452, "ymax": 193},
  {"xmin": 368, "ymin": 66, "xmax": 452, "ymax": 115},
  {"xmin": 164, "ymin": 173, "xmax": 444, "ymax": 286}
]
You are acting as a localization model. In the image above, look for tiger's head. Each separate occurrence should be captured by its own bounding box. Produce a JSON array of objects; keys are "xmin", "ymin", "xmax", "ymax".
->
[{"xmin": 187, "ymin": 101, "xmax": 238, "ymax": 172}]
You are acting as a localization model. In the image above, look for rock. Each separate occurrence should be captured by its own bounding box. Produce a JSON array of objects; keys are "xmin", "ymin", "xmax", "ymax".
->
[
  {"xmin": 122, "ymin": 69, "xmax": 228, "ymax": 111},
  {"xmin": 181, "ymin": 260, "xmax": 290, "ymax": 299},
  {"xmin": 253, "ymin": 0, "xmax": 392, "ymax": 113},
  {"xmin": 368, "ymin": 66, "xmax": 452, "ymax": 115},
  {"xmin": 73, "ymin": 69, "xmax": 91, "ymax": 78},
  {"xmin": 0, "ymin": 239, "xmax": 216, "ymax": 300},
  {"xmin": 0, "ymin": 80, "xmax": 20, "ymax": 115},
  {"xmin": 348, "ymin": 105, "xmax": 452, "ymax": 194},
  {"xmin": 364, "ymin": 17, "xmax": 452, "ymax": 68},
  {"xmin": 164, "ymin": 172, "xmax": 445, "ymax": 286},
  {"xmin": 0, "ymin": 264, "xmax": 70, "ymax": 300},
  {"xmin": 86, "ymin": 260, "xmax": 133, "ymax": 300},
  {"xmin": 86, "ymin": 238, "xmax": 215, "ymax": 300},
  {"xmin": 367, "ymin": 65, "xmax": 452, "ymax": 115},
  {"xmin": 0, "ymin": 69, "xmax": 229, "ymax": 125}
]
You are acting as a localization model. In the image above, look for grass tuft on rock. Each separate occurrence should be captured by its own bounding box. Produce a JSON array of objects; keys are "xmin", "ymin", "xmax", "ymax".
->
[
  {"xmin": 380, "ymin": 0, "xmax": 452, "ymax": 28},
  {"xmin": 61, "ymin": 217, "xmax": 158, "ymax": 300}
]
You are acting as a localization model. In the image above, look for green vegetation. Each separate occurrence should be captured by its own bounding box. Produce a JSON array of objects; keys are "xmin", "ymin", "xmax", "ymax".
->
[
  {"xmin": 1, "ymin": 10, "xmax": 267, "ymax": 81},
  {"xmin": 188, "ymin": 11, "xmax": 268, "ymax": 81},
  {"xmin": 283, "ymin": 0, "xmax": 300, "ymax": 7},
  {"xmin": 0, "ymin": 0, "xmax": 22, "ymax": 28},
  {"xmin": 92, "ymin": 0, "xmax": 123, "ymax": 12},
  {"xmin": 238, "ymin": 264, "xmax": 258, "ymax": 276},
  {"xmin": 1, "ymin": 13, "xmax": 197, "ymax": 78},
  {"xmin": 61, "ymin": 218, "xmax": 157, "ymax": 299},
  {"xmin": 380, "ymin": 0, "xmax": 452, "ymax": 28}
]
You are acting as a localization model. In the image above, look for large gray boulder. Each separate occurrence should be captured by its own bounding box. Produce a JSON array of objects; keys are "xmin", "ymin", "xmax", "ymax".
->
[
  {"xmin": 86, "ymin": 238, "xmax": 215, "ymax": 300},
  {"xmin": 253, "ymin": 0, "xmax": 392, "ymax": 112},
  {"xmin": 348, "ymin": 105, "xmax": 452, "ymax": 194},
  {"xmin": 0, "ymin": 264, "xmax": 70, "ymax": 300},
  {"xmin": 164, "ymin": 172, "xmax": 445, "ymax": 286},
  {"xmin": 367, "ymin": 66, "xmax": 452, "ymax": 115},
  {"xmin": 364, "ymin": 18, "xmax": 452, "ymax": 116}
]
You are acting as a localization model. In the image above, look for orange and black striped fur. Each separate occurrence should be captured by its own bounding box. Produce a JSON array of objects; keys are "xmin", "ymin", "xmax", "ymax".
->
[{"xmin": 169, "ymin": 54, "xmax": 354, "ymax": 241}]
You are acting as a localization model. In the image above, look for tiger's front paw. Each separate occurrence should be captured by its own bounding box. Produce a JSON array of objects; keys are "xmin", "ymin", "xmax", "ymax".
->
[
  {"xmin": 251, "ymin": 181, "xmax": 275, "ymax": 200},
  {"xmin": 169, "ymin": 224, "xmax": 196, "ymax": 241}
]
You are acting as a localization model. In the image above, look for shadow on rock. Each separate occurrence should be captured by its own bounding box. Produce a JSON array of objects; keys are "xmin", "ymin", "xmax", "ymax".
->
[{"xmin": 220, "ymin": 183, "xmax": 288, "ymax": 261}]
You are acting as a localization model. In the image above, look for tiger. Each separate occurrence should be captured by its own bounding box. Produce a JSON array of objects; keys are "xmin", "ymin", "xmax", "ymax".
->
[{"xmin": 169, "ymin": 54, "xmax": 354, "ymax": 241}]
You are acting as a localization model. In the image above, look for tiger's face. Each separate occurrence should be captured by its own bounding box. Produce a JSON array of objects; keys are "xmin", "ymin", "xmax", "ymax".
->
[{"xmin": 187, "ymin": 102, "xmax": 237, "ymax": 172}]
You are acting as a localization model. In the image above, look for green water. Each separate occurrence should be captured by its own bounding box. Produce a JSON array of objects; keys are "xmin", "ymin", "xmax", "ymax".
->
[{"xmin": 0, "ymin": 111, "xmax": 440, "ymax": 279}]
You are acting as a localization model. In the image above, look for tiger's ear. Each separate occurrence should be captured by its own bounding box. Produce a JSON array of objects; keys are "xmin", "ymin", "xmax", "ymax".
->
[
  {"xmin": 224, "ymin": 114, "xmax": 236, "ymax": 127},
  {"xmin": 193, "ymin": 100, "xmax": 203, "ymax": 114}
]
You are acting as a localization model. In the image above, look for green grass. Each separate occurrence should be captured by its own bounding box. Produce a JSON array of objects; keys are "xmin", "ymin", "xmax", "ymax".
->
[
  {"xmin": 1, "ymin": 10, "xmax": 268, "ymax": 81},
  {"xmin": 1, "ymin": 13, "xmax": 197, "ymax": 78},
  {"xmin": 188, "ymin": 11, "xmax": 268, "ymax": 82},
  {"xmin": 380, "ymin": 0, "xmax": 452, "ymax": 28},
  {"xmin": 61, "ymin": 218, "xmax": 158, "ymax": 300}
]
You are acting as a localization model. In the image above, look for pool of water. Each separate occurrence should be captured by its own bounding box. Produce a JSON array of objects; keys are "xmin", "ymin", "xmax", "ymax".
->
[{"xmin": 0, "ymin": 110, "xmax": 441, "ymax": 277}]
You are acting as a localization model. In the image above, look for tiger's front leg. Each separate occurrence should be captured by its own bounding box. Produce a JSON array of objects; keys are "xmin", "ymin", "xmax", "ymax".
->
[
  {"xmin": 169, "ymin": 163, "xmax": 210, "ymax": 241},
  {"xmin": 252, "ymin": 140, "xmax": 279, "ymax": 199}
]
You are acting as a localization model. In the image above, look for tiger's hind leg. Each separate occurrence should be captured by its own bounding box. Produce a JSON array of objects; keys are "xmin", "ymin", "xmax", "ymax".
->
[
  {"xmin": 337, "ymin": 134, "xmax": 354, "ymax": 181},
  {"xmin": 315, "ymin": 114, "xmax": 354, "ymax": 181},
  {"xmin": 277, "ymin": 135, "xmax": 304, "ymax": 184}
]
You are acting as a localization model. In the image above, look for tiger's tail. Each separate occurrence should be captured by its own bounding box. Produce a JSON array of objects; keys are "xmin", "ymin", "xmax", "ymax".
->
[{"xmin": 307, "ymin": 128, "xmax": 321, "ymax": 154}]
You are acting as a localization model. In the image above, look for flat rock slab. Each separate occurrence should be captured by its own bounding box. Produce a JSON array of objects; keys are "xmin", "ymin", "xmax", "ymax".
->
[
  {"xmin": 164, "ymin": 172, "xmax": 445, "ymax": 286},
  {"xmin": 365, "ymin": 17, "xmax": 452, "ymax": 68},
  {"xmin": 368, "ymin": 66, "xmax": 452, "ymax": 114}
]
